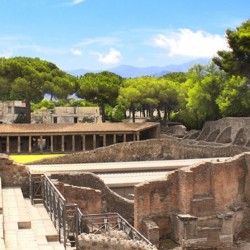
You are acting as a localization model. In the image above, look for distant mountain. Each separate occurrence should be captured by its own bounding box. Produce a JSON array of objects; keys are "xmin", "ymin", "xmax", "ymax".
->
[{"xmin": 67, "ymin": 58, "xmax": 211, "ymax": 78}]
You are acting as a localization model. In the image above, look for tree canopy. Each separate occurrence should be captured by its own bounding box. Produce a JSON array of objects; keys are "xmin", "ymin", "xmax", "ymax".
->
[
  {"xmin": 0, "ymin": 57, "xmax": 77, "ymax": 122},
  {"xmin": 77, "ymin": 71, "xmax": 123, "ymax": 122},
  {"xmin": 213, "ymin": 19, "xmax": 250, "ymax": 79}
]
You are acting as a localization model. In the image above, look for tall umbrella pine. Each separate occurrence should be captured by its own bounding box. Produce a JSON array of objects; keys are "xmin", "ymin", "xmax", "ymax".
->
[{"xmin": 76, "ymin": 71, "xmax": 123, "ymax": 122}]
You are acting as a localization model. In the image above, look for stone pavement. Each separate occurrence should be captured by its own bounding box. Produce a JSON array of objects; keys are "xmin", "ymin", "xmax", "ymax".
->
[{"xmin": 2, "ymin": 187, "xmax": 68, "ymax": 250}]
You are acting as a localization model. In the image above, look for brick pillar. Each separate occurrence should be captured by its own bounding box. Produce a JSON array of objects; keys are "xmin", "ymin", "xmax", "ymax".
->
[
  {"xmin": 113, "ymin": 134, "xmax": 117, "ymax": 144},
  {"xmin": 136, "ymin": 132, "xmax": 140, "ymax": 141},
  {"xmin": 123, "ymin": 134, "xmax": 126, "ymax": 142}
]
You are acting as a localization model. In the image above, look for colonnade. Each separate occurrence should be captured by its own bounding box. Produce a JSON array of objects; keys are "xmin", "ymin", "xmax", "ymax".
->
[{"xmin": 0, "ymin": 132, "xmax": 141, "ymax": 154}]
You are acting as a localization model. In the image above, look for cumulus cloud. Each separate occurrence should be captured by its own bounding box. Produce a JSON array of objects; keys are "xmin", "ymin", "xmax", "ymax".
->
[
  {"xmin": 0, "ymin": 49, "xmax": 13, "ymax": 58},
  {"xmin": 152, "ymin": 29, "xmax": 229, "ymax": 58},
  {"xmin": 91, "ymin": 48, "xmax": 122, "ymax": 64},
  {"xmin": 70, "ymin": 48, "xmax": 82, "ymax": 55}
]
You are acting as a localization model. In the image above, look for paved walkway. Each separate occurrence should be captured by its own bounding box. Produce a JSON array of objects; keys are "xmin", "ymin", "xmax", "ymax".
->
[{"xmin": 2, "ymin": 187, "xmax": 67, "ymax": 250}]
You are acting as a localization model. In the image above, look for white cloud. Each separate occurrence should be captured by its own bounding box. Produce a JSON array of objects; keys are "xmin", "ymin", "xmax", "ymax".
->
[
  {"xmin": 70, "ymin": 0, "xmax": 85, "ymax": 5},
  {"xmin": 70, "ymin": 48, "xmax": 82, "ymax": 55},
  {"xmin": 75, "ymin": 36, "xmax": 119, "ymax": 47},
  {"xmin": 91, "ymin": 48, "xmax": 122, "ymax": 64},
  {"xmin": 152, "ymin": 29, "xmax": 229, "ymax": 58}
]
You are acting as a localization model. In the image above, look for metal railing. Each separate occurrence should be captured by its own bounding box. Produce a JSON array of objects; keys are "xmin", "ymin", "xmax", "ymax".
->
[{"xmin": 30, "ymin": 173, "xmax": 154, "ymax": 249}]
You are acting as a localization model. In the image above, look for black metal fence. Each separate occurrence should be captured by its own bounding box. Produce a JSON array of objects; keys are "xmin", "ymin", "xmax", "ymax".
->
[{"xmin": 29, "ymin": 173, "xmax": 154, "ymax": 249}]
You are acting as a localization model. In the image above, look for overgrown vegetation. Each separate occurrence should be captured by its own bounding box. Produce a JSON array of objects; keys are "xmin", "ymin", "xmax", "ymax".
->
[{"xmin": 1, "ymin": 19, "xmax": 250, "ymax": 129}]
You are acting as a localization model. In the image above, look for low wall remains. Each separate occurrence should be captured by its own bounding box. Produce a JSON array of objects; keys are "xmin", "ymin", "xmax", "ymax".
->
[
  {"xmin": 34, "ymin": 137, "xmax": 246, "ymax": 165},
  {"xmin": 0, "ymin": 154, "xmax": 29, "ymax": 196},
  {"xmin": 50, "ymin": 173, "xmax": 134, "ymax": 224}
]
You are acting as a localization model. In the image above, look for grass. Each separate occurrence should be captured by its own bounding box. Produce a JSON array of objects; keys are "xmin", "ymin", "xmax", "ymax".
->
[{"xmin": 10, "ymin": 154, "xmax": 64, "ymax": 164}]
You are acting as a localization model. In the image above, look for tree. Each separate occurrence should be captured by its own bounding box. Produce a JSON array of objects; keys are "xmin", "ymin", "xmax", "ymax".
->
[
  {"xmin": 213, "ymin": 19, "xmax": 250, "ymax": 79},
  {"xmin": 216, "ymin": 76, "xmax": 250, "ymax": 117},
  {"xmin": 77, "ymin": 71, "xmax": 123, "ymax": 122},
  {"xmin": 0, "ymin": 57, "xmax": 76, "ymax": 123}
]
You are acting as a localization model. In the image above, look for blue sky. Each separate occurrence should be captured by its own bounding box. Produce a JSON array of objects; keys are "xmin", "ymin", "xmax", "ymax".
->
[{"xmin": 0, "ymin": 0, "xmax": 249, "ymax": 71}]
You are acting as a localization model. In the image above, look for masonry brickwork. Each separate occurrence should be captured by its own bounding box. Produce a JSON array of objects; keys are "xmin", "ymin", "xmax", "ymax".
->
[
  {"xmin": 50, "ymin": 173, "xmax": 134, "ymax": 224},
  {"xmin": 0, "ymin": 154, "xmax": 29, "ymax": 196},
  {"xmin": 134, "ymin": 152, "xmax": 250, "ymax": 249},
  {"xmin": 54, "ymin": 181, "xmax": 102, "ymax": 214}
]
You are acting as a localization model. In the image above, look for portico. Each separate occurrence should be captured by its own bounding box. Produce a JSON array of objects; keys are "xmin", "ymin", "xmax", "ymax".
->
[{"xmin": 0, "ymin": 122, "xmax": 159, "ymax": 154}]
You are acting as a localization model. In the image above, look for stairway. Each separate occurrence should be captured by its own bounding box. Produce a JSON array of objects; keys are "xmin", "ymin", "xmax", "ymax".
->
[{"xmin": 2, "ymin": 187, "xmax": 66, "ymax": 250}]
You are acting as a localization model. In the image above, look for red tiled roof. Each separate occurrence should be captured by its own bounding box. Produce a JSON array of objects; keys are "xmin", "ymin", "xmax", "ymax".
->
[{"xmin": 0, "ymin": 122, "xmax": 159, "ymax": 135}]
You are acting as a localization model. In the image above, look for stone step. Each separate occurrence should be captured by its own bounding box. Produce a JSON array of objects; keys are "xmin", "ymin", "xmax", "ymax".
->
[
  {"xmin": 2, "ymin": 187, "xmax": 31, "ymax": 229},
  {"xmin": 3, "ymin": 187, "xmax": 67, "ymax": 250}
]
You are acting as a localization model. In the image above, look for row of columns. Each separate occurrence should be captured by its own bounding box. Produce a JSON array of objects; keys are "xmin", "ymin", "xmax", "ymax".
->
[{"xmin": 2, "ymin": 132, "xmax": 140, "ymax": 154}]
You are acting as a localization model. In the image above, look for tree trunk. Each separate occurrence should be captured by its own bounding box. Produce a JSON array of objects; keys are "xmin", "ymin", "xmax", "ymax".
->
[
  {"xmin": 25, "ymin": 98, "xmax": 31, "ymax": 123},
  {"xmin": 157, "ymin": 108, "xmax": 162, "ymax": 121},
  {"xmin": 101, "ymin": 103, "xmax": 106, "ymax": 122},
  {"xmin": 163, "ymin": 105, "xmax": 168, "ymax": 126}
]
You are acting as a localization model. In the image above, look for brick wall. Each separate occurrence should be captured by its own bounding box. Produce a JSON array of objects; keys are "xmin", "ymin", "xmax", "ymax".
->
[
  {"xmin": 0, "ymin": 154, "xmax": 29, "ymax": 196},
  {"xmin": 54, "ymin": 181, "xmax": 102, "ymax": 214},
  {"xmin": 134, "ymin": 153, "xmax": 250, "ymax": 249},
  {"xmin": 50, "ymin": 173, "xmax": 134, "ymax": 224}
]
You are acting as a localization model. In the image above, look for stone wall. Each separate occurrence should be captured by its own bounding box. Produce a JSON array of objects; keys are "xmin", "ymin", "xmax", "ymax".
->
[
  {"xmin": 54, "ymin": 181, "xmax": 102, "ymax": 214},
  {"xmin": 78, "ymin": 231, "xmax": 157, "ymax": 250},
  {"xmin": 0, "ymin": 154, "xmax": 29, "ymax": 196},
  {"xmin": 188, "ymin": 117, "xmax": 250, "ymax": 147},
  {"xmin": 134, "ymin": 152, "xmax": 250, "ymax": 249},
  {"xmin": 50, "ymin": 173, "xmax": 134, "ymax": 224},
  {"xmin": 34, "ymin": 137, "xmax": 246, "ymax": 165}
]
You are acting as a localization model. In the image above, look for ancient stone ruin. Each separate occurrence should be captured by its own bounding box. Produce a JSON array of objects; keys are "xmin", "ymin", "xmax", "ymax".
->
[{"xmin": 134, "ymin": 152, "xmax": 250, "ymax": 249}]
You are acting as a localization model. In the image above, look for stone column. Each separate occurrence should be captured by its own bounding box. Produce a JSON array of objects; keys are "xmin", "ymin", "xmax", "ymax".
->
[
  {"xmin": 40, "ymin": 135, "xmax": 43, "ymax": 153},
  {"xmin": 61, "ymin": 135, "xmax": 65, "ymax": 152},
  {"xmin": 103, "ymin": 134, "xmax": 106, "ymax": 147},
  {"xmin": 136, "ymin": 132, "xmax": 140, "ymax": 141},
  {"xmin": 28, "ymin": 136, "xmax": 32, "ymax": 153},
  {"xmin": 113, "ymin": 134, "xmax": 117, "ymax": 144},
  {"xmin": 72, "ymin": 135, "xmax": 75, "ymax": 151},
  {"xmin": 93, "ymin": 134, "xmax": 96, "ymax": 149},
  {"xmin": 82, "ymin": 135, "xmax": 86, "ymax": 151},
  {"xmin": 6, "ymin": 136, "xmax": 10, "ymax": 154},
  {"xmin": 17, "ymin": 136, "xmax": 21, "ymax": 153},
  {"xmin": 50, "ymin": 136, "xmax": 54, "ymax": 153},
  {"xmin": 133, "ymin": 133, "xmax": 136, "ymax": 141},
  {"xmin": 123, "ymin": 134, "xmax": 127, "ymax": 142}
]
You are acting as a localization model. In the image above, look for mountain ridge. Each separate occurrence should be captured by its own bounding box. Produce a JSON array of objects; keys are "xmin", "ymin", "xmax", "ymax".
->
[{"xmin": 67, "ymin": 58, "xmax": 211, "ymax": 78}]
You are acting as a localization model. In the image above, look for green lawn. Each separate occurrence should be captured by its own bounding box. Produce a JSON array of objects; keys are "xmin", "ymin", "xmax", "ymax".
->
[{"xmin": 10, "ymin": 154, "xmax": 64, "ymax": 164}]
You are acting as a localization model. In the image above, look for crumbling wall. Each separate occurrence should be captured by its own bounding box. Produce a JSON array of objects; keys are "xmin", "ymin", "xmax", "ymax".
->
[
  {"xmin": 50, "ymin": 173, "xmax": 134, "ymax": 224},
  {"xmin": 134, "ymin": 153, "xmax": 250, "ymax": 249},
  {"xmin": 33, "ymin": 137, "xmax": 246, "ymax": 165},
  {"xmin": 78, "ymin": 231, "xmax": 157, "ymax": 250},
  {"xmin": 0, "ymin": 154, "xmax": 29, "ymax": 196},
  {"xmin": 54, "ymin": 181, "xmax": 102, "ymax": 214}
]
